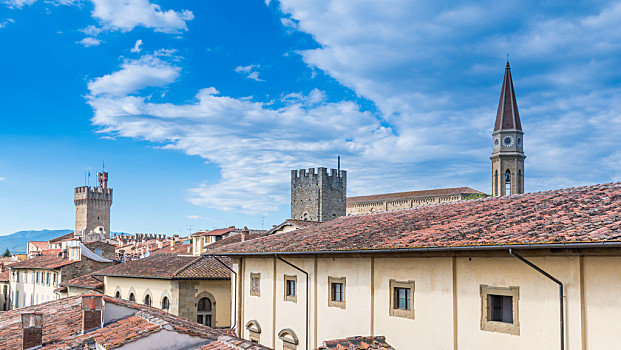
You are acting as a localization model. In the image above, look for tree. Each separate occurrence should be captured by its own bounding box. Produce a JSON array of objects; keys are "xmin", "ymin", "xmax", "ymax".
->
[
  {"xmin": 2, "ymin": 248, "xmax": 9, "ymax": 257},
  {"xmin": 465, "ymin": 193, "xmax": 489, "ymax": 200}
]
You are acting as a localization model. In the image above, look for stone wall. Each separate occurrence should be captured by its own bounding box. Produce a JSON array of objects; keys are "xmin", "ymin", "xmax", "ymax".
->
[
  {"xmin": 291, "ymin": 168, "xmax": 346, "ymax": 222},
  {"xmin": 346, "ymin": 194, "xmax": 470, "ymax": 216}
]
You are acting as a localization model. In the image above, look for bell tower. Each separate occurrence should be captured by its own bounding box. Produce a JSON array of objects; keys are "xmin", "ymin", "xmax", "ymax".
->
[{"xmin": 491, "ymin": 62, "xmax": 525, "ymax": 196}]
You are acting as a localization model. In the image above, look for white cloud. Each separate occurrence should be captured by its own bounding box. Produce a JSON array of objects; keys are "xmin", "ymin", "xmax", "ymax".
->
[
  {"xmin": 3, "ymin": 0, "xmax": 36, "ymax": 8},
  {"xmin": 0, "ymin": 19, "xmax": 14, "ymax": 28},
  {"xmin": 78, "ymin": 37, "xmax": 101, "ymax": 47},
  {"xmin": 80, "ymin": 25, "xmax": 103, "ymax": 37},
  {"xmin": 131, "ymin": 39, "xmax": 143, "ymax": 53},
  {"xmin": 235, "ymin": 64, "xmax": 264, "ymax": 82},
  {"xmin": 87, "ymin": 53, "xmax": 180, "ymax": 96},
  {"xmin": 90, "ymin": 0, "xmax": 194, "ymax": 33},
  {"xmin": 0, "ymin": 177, "xmax": 4, "ymax": 181}
]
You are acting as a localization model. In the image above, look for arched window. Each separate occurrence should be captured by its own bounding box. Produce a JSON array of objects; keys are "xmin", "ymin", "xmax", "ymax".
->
[
  {"xmin": 144, "ymin": 294, "xmax": 151, "ymax": 306},
  {"xmin": 129, "ymin": 293, "xmax": 135, "ymax": 302},
  {"xmin": 246, "ymin": 320, "xmax": 261, "ymax": 343},
  {"xmin": 278, "ymin": 328, "xmax": 299, "ymax": 350},
  {"xmin": 162, "ymin": 296, "xmax": 169, "ymax": 310},
  {"xmin": 494, "ymin": 170, "xmax": 499, "ymax": 196},
  {"xmin": 518, "ymin": 169, "xmax": 522, "ymax": 193},
  {"xmin": 197, "ymin": 297, "xmax": 212, "ymax": 326},
  {"xmin": 115, "ymin": 291, "xmax": 121, "ymax": 299},
  {"xmin": 505, "ymin": 170, "xmax": 511, "ymax": 195}
]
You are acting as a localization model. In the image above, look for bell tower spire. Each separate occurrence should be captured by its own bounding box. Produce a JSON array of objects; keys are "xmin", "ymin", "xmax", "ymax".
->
[{"xmin": 491, "ymin": 62, "xmax": 525, "ymax": 196}]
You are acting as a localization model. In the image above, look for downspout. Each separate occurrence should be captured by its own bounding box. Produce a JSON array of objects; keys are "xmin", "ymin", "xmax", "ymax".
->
[
  {"xmin": 509, "ymin": 249, "xmax": 563, "ymax": 350},
  {"xmin": 276, "ymin": 255, "xmax": 309, "ymax": 350},
  {"xmin": 210, "ymin": 255, "xmax": 238, "ymax": 331}
]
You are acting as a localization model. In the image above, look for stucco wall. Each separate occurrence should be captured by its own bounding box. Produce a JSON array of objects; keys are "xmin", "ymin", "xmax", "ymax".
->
[{"xmin": 235, "ymin": 252, "xmax": 621, "ymax": 350}]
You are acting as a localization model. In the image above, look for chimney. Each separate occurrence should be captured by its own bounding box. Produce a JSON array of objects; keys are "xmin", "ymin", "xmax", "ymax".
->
[
  {"xmin": 21, "ymin": 312, "xmax": 43, "ymax": 350},
  {"xmin": 82, "ymin": 295, "xmax": 103, "ymax": 333},
  {"xmin": 241, "ymin": 226, "xmax": 249, "ymax": 242}
]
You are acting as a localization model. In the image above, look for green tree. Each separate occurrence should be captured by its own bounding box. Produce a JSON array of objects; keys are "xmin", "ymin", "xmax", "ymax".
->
[
  {"xmin": 465, "ymin": 193, "xmax": 489, "ymax": 200},
  {"xmin": 2, "ymin": 248, "xmax": 9, "ymax": 257}
]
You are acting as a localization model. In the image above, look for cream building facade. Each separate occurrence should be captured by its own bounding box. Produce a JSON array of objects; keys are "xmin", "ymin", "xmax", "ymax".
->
[
  {"xmin": 209, "ymin": 181, "xmax": 621, "ymax": 350},
  {"xmin": 94, "ymin": 253, "xmax": 233, "ymax": 328}
]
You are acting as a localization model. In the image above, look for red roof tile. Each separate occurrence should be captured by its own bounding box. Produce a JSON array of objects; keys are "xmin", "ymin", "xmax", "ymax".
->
[
  {"xmin": 29, "ymin": 241, "xmax": 49, "ymax": 251},
  {"xmin": 192, "ymin": 227, "xmax": 236, "ymax": 237},
  {"xmin": 152, "ymin": 243, "xmax": 193, "ymax": 255},
  {"xmin": 93, "ymin": 253, "xmax": 230, "ymax": 280},
  {"xmin": 60, "ymin": 273, "xmax": 104, "ymax": 289},
  {"xmin": 318, "ymin": 336, "xmax": 394, "ymax": 350},
  {"xmin": 347, "ymin": 187, "xmax": 483, "ymax": 203},
  {"xmin": 210, "ymin": 182, "xmax": 621, "ymax": 254},
  {"xmin": 49, "ymin": 232, "xmax": 75, "ymax": 243},
  {"xmin": 0, "ymin": 294, "xmax": 263, "ymax": 349},
  {"xmin": 9, "ymin": 255, "xmax": 77, "ymax": 270}
]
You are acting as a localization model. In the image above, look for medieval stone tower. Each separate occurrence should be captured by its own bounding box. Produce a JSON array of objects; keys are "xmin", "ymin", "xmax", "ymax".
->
[
  {"xmin": 291, "ymin": 167, "xmax": 347, "ymax": 222},
  {"xmin": 491, "ymin": 62, "xmax": 525, "ymax": 196},
  {"xmin": 74, "ymin": 172, "xmax": 113, "ymax": 242}
]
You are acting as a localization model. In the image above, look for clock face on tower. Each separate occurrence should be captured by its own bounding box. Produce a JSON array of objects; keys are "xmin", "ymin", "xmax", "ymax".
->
[{"xmin": 502, "ymin": 136, "xmax": 514, "ymax": 147}]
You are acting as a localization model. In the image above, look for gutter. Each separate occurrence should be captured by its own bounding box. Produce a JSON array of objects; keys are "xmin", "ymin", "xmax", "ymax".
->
[
  {"xmin": 509, "ymin": 249, "xmax": 564, "ymax": 350},
  {"xmin": 276, "ymin": 255, "xmax": 309, "ymax": 350},
  {"xmin": 215, "ymin": 241, "xmax": 621, "ymax": 256},
  {"xmin": 208, "ymin": 255, "xmax": 238, "ymax": 331}
]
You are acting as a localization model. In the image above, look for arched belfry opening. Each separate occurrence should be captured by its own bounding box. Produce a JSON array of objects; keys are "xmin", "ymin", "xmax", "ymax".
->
[{"xmin": 505, "ymin": 170, "xmax": 511, "ymax": 195}]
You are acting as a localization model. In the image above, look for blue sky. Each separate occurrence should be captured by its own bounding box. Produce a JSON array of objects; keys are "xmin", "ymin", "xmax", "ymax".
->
[{"xmin": 1, "ymin": 0, "xmax": 621, "ymax": 235}]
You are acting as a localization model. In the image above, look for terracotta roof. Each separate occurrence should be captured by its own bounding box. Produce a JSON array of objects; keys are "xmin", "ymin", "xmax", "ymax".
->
[
  {"xmin": 8, "ymin": 255, "xmax": 77, "ymax": 270},
  {"xmin": 40, "ymin": 249, "xmax": 61, "ymax": 256},
  {"xmin": 347, "ymin": 187, "xmax": 483, "ymax": 203},
  {"xmin": 192, "ymin": 227, "xmax": 236, "ymax": 237},
  {"xmin": 93, "ymin": 253, "xmax": 230, "ymax": 280},
  {"xmin": 318, "ymin": 336, "xmax": 394, "ymax": 350},
  {"xmin": 198, "ymin": 335, "xmax": 271, "ymax": 349},
  {"xmin": 0, "ymin": 294, "xmax": 265, "ymax": 350},
  {"xmin": 494, "ymin": 62, "xmax": 522, "ymax": 132},
  {"xmin": 210, "ymin": 182, "xmax": 621, "ymax": 254},
  {"xmin": 28, "ymin": 241, "xmax": 49, "ymax": 251},
  {"xmin": 49, "ymin": 232, "xmax": 75, "ymax": 243},
  {"xmin": 152, "ymin": 243, "xmax": 193, "ymax": 255},
  {"xmin": 204, "ymin": 231, "xmax": 268, "ymax": 250},
  {"xmin": 0, "ymin": 270, "xmax": 9, "ymax": 282},
  {"xmin": 60, "ymin": 273, "xmax": 104, "ymax": 289}
]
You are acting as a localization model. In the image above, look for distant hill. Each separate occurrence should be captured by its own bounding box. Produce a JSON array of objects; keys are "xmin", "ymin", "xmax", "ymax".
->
[{"xmin": 0, "ymin": 229, "xmax": 73, "ymax": 255}]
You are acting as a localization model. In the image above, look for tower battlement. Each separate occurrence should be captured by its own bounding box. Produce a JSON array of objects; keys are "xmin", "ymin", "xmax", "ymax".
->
[
  {"xmin": 74, "ymin": 172, "xmax": 113, "ymax": 242},
  {"xmin": 291, "ymin": 167, "xmax": 347, "ymax": 222}
]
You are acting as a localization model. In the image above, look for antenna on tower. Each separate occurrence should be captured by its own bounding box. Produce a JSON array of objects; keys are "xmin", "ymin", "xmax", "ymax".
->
[
  {"xmin": 102, "ymin": 161, "xmax": 105, "ymax": 172},
  {"xmin": 337, "ymin": 155, "xmax": 341, "ymax": 175},
  {"xmin": 506, "ymin": 53, "xmax": 509, "ymax": 64}
]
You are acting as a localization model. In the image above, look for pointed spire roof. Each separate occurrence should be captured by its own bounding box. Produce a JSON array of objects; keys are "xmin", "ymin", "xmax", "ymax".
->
[{"xmin": 494, "ymin": 62, "xmax": 522, "ymax": 132}]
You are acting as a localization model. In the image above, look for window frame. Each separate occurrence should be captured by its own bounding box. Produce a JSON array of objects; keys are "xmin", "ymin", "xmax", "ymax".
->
[
  {"xmin": 250, "ymin": 273, "xmax": 261, "ymax": 297},
  {"xmin": 389, "ymin": 279, "xmax": 415, "ymax": 319},
  {"xmin": 284, "ymin": 275, "xmax": 297, "ymax": 303},
  {"xmin": 328, "ymin": 276, "xmax": 346, "ymax": 309},
  {"xmin": 480, "ymin": 285, "xmax": 520, "ymax": 335}
]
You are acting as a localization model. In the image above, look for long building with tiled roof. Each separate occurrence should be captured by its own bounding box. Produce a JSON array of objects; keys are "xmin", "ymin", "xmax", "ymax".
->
[
  {"xmin": 209, "ymin": 182, "xmax": 621, "ymax": 350},
  {"xmin": 346, "ymin": 186, "xmax": 485, "ymax": 216},
  {"xmin": 0, "ymin": 293, "xmax": 269, "ymax": 350}
]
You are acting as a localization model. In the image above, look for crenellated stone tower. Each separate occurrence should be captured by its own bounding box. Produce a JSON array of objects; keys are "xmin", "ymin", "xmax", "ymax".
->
[
  {"xmin": 74, "ymin": 172, "xmax": 113, "ymax": 242},
  {"xmin": 491, "ymin": 62, "xmax": 525, "ymax": 196},
  {"xmin": 291, "ymin": 167, "xmax": 347, "ymax": 222}
]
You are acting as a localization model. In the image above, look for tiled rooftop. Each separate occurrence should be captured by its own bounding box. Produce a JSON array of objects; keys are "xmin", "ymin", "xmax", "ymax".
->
[
  {"xmin": 9, "ymin": 255, "xmax": 77, "ymax": 270},
  {"xmin": 49, "ymin": 232, "xmax": 75, "ymax": 243},
  {"xmin": 192, "ymin": 227, "xmax": 237, "ymax": 237},
  {"xmin": 152, "ymin": 243, "xmax": 193, "ymax": 255},
  {"xmin": 347, "ymin": 187, "xmax": 483, "ymax": 203},
  {"xmin": 210, "ymin": 182, "xmax": 621, "ymax": 254},
  {"xmin": 60, "ymin": 273, "xmax": 104, "ymax": 289},
  {"xmin": 318, "ymin": 336, "xmax": 394, "ymax": 350},
  {"xmin": 0, "ymin": 294, "xmax": 268, "ymax": 350},
  {"xmin": 29, "ymin": 241, "xmax": 49, "ymax": 251},
  {"xmin": 93, "ymin": 253, "xmax": 230, "ymax": 280}
]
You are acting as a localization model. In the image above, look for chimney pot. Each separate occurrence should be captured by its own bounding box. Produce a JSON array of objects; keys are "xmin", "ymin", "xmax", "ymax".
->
[
  {"xmin": 21, "ymin": 313, "xmax": 43, "ymax": 350},
  {"xmin": 81, "ymin": 295, "xmax": 103, "ymax": 333},
  {"xmin": 241, "ymin": 226, "xmax": 249, "ymax": 242}
]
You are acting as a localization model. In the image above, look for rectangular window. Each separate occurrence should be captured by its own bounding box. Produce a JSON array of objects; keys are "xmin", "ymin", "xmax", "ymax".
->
[
  {"xmin": 16, "ymin": 271, "xmax": 19, "ymax": 283},
  {"xmin": 250, "ymin": 273, "xmax": 261, "ymax": 297},
  {"xmin": 36, "ymin": 272, "xmax": 39, "ymax": 284},
  {"xmin": 53, "ymin": 273, "xmax": 57, "ymax": 286},
  {"xmin": 389, "ymin": 279, "xmax": 415, "ymax": 319},
  {"xmin": 328, "ymin": 276, "xmax": 346, "ymax": 309},
  {"xmin": 46, "ymin": 273, "xmax": 50, "ymax": 286},
  {"xmin": 15, "ymin": 291, "xmax": 19, "ymax": 308},
  {"xmin": 394, "ymin": 287, "xmax": 411, "ymax": 310},
  {"xmin": 284, "ymin": 275, "xmax": 297, "ymax": 302},
  {"xmin": 480, "ymin": 285, "xmax": 520, "ymax": 335}
]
